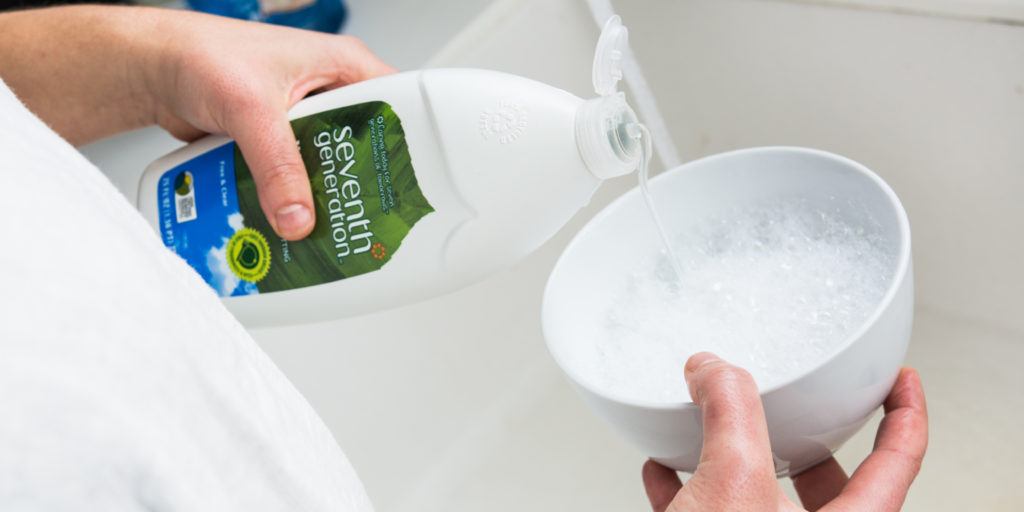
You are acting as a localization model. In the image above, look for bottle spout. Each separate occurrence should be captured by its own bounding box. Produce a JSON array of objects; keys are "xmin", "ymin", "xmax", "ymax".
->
[
  {"xmin": 576, "ymin": 15, "xmax": 646, "ymax": 180},
  {"xmin": 576, "ymin": 94, "xmax": 643, "ymax": 180}
]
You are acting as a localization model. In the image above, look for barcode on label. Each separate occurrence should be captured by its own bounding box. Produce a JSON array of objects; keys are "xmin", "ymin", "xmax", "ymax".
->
[
  {"xmin": 174, "ymin": 171, "xmax": 198, "ymax": 223},
  {"xmin": 176, "ymin": 195, "xmax": 196, "ymax": 222}
]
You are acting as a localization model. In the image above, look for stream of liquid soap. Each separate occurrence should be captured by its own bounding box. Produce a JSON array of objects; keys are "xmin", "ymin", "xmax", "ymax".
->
[{"xmin": 633, "ymin": 124, "xmax": 686, "ymax": 286}]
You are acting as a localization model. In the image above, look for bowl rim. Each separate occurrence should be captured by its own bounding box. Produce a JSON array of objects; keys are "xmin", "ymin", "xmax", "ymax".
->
[{"xmin": 541, "ymin": 145, "xmax": 913, "ymax": 411}]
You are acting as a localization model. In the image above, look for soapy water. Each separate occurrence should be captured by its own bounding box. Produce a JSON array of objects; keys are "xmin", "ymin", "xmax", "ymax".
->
[
  {"xmin": 585, "ymin": 198, "xmax": 894, "ymax": 403},
  {"xmin": 580, "ymin": 133, "xmax": 895, "ymax": 403}
]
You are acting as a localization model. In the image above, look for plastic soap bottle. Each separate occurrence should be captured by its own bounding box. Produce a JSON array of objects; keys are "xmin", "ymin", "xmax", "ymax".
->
[{"xmin": 137, "ymin": 17, "xmax": 644, "ymax": 325}]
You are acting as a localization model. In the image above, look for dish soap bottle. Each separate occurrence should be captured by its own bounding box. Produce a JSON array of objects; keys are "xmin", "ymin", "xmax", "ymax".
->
[{"xmin": 137, "ymin": 16, "xmax": 644, "ymax": 325}]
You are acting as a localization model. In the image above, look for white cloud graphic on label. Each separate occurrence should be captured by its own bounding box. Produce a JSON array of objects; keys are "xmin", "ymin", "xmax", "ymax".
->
[
  {"xmin": 227, "ymin": 212, "xmax": 244, "ymax": 231},
  {"xmin": 205, "ymin": 213, "xmax": 255, "ymax": 297},
  {"xmin": 207, "ymin": 240, "xmax": 239, "ymax": 297}
]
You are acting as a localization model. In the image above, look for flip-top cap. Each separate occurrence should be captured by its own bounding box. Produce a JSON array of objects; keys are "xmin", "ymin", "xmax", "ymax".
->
[
  {"xmin": 592, "ymin": 15, "xmax": 629, "ymax": 96},
  {"xmin": 577, "ymin": 15, "xmax": 643, "ymax": 180}
]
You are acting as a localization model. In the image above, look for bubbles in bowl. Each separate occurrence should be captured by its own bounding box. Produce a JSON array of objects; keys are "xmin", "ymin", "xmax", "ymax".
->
[{"xmin": 582, "ymin": 197, "xmax": 896, "ymax": 404}]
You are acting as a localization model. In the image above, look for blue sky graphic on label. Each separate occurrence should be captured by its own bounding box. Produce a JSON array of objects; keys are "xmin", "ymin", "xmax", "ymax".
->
[{"xmin": 157, "ymin": 143, "xmax": 259, "ymax": 297}]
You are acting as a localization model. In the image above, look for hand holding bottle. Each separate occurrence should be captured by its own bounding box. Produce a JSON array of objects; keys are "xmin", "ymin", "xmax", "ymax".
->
[{"xmin": 0, "ymin": 5, "xmax": 394, "ymax": 240}]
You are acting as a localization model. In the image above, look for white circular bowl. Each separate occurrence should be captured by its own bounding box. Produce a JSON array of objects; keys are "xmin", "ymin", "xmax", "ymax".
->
[{"xmin": 542, "ymin": 147, "xmax": 913, "ymax": 476}]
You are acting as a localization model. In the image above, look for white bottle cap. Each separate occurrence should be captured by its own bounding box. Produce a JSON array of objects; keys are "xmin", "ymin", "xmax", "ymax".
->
[
  {"xmin": 576, "ymin": 15, "xmax": 644, "ymax": 180},
  {"xmin": 592, "ymin": 15, "xmax": 629, "ymax": 97}
]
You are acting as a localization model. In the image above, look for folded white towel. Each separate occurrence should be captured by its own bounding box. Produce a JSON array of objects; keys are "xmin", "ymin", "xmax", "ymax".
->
[{"xmin": 0, "ymin": 79, "xmax": 373, "ymax": 512}]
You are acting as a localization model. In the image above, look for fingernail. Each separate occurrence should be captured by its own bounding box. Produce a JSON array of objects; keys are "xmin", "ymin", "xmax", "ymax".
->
[
  {"xmin": 684, "ymin": 352, "xmax": 721, "ymax": 375},
  {"xmin": 275, "ymin": 204, "xmax": 312, "ymax": 237}
]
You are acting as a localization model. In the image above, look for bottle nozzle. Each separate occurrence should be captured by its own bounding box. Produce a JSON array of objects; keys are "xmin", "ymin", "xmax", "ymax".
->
[
  {"xmin": 577, "ymin": 15, "xmax": 647, "ymax": 180},
  {"xmin": 576, "ymin": 93, "xmax": 644, "ymax": 180}
]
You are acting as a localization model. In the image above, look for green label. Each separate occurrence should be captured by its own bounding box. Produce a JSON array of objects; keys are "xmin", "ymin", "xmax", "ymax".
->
[{"xmin": 157, "ymin": 101, "xmax": 434, "ymax": 297}]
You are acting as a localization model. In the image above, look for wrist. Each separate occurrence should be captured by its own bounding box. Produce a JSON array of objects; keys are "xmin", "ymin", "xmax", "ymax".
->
[{"xmin": 119, "ymin": 7, "xmax": 178, "ymax": 130}]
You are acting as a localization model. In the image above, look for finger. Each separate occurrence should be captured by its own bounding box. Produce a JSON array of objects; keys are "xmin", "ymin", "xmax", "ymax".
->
[
  {"xmin": 792, "ymin": 457, "xmax": 848, "ymax": 511},
  {"xmin": 156, "ymin": 112, "xmax": 207, "ymax": 142},
  {"xmin": 685, "ymin": 353, "xmax": 775, "ymax": 481},
  {"xmin": 229, "ymin": 108, "xmax": 315, "ymax": 240},
  {"xmin": 642, "ymin": 459, "xmax": 682, "ymax": 512},
  {"xmin": 822, "ymin": 368, "xmax": 928, "ymax": 512},
  {"xmin": 289, "ymin": 36, "xmax": 396, "ymax": 104},
  {"xmin": 324, "ymin": 35, "xmax": 397, "ymax": 85}
]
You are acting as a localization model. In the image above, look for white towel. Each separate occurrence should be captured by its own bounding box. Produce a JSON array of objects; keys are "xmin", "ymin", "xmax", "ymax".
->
[{"xmin": 0, "ymin": 79, "xmax": 373, "ymax": 512}]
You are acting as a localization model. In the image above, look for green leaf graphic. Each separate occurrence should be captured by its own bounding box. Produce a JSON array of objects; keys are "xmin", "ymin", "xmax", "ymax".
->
[{"xmin": 234, "ymin": 101, "xmax": 434, "ymax": 293}]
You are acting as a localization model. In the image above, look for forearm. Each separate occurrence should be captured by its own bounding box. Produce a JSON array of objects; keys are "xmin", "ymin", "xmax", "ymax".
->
[{"xmin": 0, "ymin": 5, "xmax": 166, "ymax": 145}]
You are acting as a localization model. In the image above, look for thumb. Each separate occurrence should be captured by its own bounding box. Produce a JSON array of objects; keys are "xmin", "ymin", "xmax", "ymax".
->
[
  {"xmin": 230, "ymin": 108, "xmax": 315, "ymax": 241},
  {"xmin": 684, "ymin": 353, "xmax": 777, "ymax": 495}
]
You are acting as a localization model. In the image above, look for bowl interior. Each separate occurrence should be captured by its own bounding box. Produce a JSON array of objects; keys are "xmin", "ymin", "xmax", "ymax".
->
[{"xmin": 543, "ymin": 147, "xmax": 907, "ymax": 406}]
